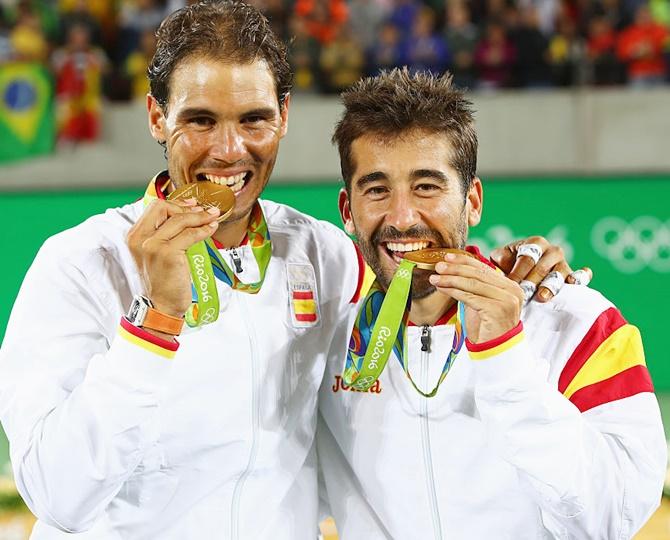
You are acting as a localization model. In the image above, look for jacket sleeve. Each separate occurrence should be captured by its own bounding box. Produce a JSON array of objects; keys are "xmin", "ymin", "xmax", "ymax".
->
[
  {"xmin": 0, "ymin": 239, "xmax": 175, "ymax": 533},
  {"xmin": 467, "ymin": 316, "xmax": 666, "ymax": 539}
]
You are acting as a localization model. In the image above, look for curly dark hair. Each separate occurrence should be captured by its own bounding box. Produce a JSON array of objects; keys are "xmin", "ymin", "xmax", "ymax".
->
[
  {"xmin": 148, "ymin": 0, "xmax": 292, "ymax": 113},
  {"xmin": 333, "ymin": 68, "xmax": 478, "ymax": 196}
]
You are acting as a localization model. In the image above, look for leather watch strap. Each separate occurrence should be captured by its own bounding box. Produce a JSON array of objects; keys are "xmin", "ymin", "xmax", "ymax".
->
[{"xmin": 141, "ymin": 307, "xmax": 184, "ymax": 336}]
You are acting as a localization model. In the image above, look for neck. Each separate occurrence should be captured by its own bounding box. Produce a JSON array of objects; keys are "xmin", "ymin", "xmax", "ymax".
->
[
  {"xmin": 212, "ymin": 211, "xmax": 251, "ymax": 249},
  {"xmin": 409, "ymin": 291, "xmax": 456, "ymax": 326}
]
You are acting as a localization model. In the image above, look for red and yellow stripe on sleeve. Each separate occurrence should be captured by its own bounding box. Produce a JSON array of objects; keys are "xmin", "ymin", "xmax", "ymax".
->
[{"xmin": 558, "ymin": 307, "xmax": 653, "ymax": 413}]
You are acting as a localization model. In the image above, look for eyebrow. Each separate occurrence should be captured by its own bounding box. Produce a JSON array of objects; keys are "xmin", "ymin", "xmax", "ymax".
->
[
  {"xmin": 241, "ymin": 107, "xmax": 277, "ymax": 119},
  {"xmin": 175, "ymin": 106, "xmax": 277, "ymax": 121},
  {"xmin": 176, "ymin": 107, "xmax": 217, "ymax": 121},
  {"xmin": 355, "ymin": 171, "xmax": 388, "ymax": 190},
  {"xmin": 411, "ymin": 169, "xmax": 450, "ymax": 184}
]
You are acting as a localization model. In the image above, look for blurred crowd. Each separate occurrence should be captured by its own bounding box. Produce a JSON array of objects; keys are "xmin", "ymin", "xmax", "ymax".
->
[{"xmin": 1, "ymin": 0, "xmax": 669, "ymax": 140}]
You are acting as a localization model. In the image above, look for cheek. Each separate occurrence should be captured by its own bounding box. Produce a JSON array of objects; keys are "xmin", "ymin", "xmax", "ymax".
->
[
  {"xmin": 247, "ymin": 128, "xmax": 281, "ymax": 158},
  {"xmin": 169, "ymin": 129, "xmax": 205, "ymax": 156}
]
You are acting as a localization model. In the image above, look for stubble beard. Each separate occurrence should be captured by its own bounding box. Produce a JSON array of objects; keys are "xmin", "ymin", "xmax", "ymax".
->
[{"xmin": 355, "ymin": 217, "xmax": 468, "ymax": 300}]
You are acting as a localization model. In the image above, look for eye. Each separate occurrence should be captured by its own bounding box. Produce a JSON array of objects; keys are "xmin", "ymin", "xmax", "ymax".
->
[
  {"xmin": 189, "ymin": 116, "xmax": 214, "ymax": 127},
  {"xmin": 415, "ymin": 182, "xmax": 441, "ymax": 193},
  {"xmin": 242, "ymin": 114, "xmax": 268, "ymax": 124},
  {"xmin": 364, "ymin": 185, "xmax": 389, "ymax": 197}
]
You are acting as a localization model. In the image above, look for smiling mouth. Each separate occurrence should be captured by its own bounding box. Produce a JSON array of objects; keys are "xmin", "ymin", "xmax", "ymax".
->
[
  {"xmin": 196, "ymin": 172, "xmax": 251, "ymax": 194},
  {"xmin": 382, "ymin": 241, "xmax": 433, "ymax": 264}
]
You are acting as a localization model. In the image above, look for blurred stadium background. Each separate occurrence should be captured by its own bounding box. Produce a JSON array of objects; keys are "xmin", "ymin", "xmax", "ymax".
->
[{"xmin": 1, "ymin": 0, "xmax": 669, "ymax": 538}]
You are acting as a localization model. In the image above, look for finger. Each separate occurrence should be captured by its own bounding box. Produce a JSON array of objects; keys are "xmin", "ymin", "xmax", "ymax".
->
[
  {"xmin": 502, "ymin": 237, "xmax": 551, "ymax": 282},
  {"xmin": 566, "ymin": 267, "xmax": 593, "ymax": 286},
  {"xmin": 533, "ymin": 270, "xmax": 566, "ymax": 303},
  {"xmin": 434, "ymin": 258, "xmax": 515, "ymax": 293},
  {"xmin": 507, "ymin": 241, "xmax": 550, "ymax": 282},
  {"xmin": 144, "ymin": 219, "xmax": 219, "ymax": 253},
  {"xmin": 164, "ymin": 220, "xmax": 220, "ymax": 251},
  {"xmin": 489, "ymin": 244, "xmax": 516, "ymax": 274},
  {"xmin": 153, "ymin": 208, "xmax": 220, "ymax": 242},
  {"xmin": 433, "ymin": 286, "xmax": 521, "ymax": 322},
  {"xmin": 535, "ymin": 261, "xmax": 572, "ymax": 302},
  {"xmin": 133, "ymin": 199, "xmax": 192, "ymax": 238},
  {"xmin": 429, "ymin": 273, "xmax": 512, "ymax": 303},
  {"xmin": 519, "ymin": 280, "xmax": 537, "ymax": 305},
  {"xmin": 523, "ymin": 246, "xmax": 566, "ymax": 286}
]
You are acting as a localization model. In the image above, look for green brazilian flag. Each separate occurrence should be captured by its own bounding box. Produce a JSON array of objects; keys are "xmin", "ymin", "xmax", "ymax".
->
[{"xmin": 0, "ymin": 63, "xmax": 54, "ymax": 164}]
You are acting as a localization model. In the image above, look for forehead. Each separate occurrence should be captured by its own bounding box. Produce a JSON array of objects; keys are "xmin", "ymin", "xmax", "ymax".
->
[
  {"xmin": 167, "ymin": 57, "xmax": 278, "ymax": 113},
  {"xmin": 350, "ymin": 130, "xmax": 457, "ymax": 178}
]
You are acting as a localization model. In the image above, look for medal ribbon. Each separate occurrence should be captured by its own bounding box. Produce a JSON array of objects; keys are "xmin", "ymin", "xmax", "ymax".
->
[
  {"xmin": 143, "ymin": 176, "xmax": 272, "ymax": 327},
  {"xmin": 343, "ymin": 260, "xmax": 465, "ymax": 397}
]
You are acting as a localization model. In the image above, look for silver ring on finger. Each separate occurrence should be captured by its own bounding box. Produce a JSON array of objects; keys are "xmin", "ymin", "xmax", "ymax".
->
[
  {"xmin": 520, "ymin": 280, "xmax": 537, "ymax": 304},
  {"xmin": 516, "ymin": 243, "xmax": 543, "ymax": 265},
  {"xmin": 539, "ymin": 271, "xmax": 565, "ymax": 296},
  {"xmin": 568, "ymin": 269, "xmax": 591, "ymax": 287}
]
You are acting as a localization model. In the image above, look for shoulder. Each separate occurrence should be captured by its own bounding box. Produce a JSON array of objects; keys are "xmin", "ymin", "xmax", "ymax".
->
[
  {"xmin": 523, "ymin": 284, "xmax": 620, "ymax": 341},
  {"xmin": 260, "ymin": 199, "xmax": 361, "ymax": 303},
  {"xmin": 261, "ymin": 199, "xmax": 353, "ymax": 251},
  {"xmin": 37, "ymin": 200, "xmax": 142, "ymax": 285},
  {"xmin": 523, "ymin": 285, "xmax": 650, "ymax": 413}
]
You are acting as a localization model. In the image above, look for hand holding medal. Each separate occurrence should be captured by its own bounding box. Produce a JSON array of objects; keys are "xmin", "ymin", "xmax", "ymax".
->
[
  {"xmin": 344, "ymin": 248, "xmax": 474, "ymax": 397},
  {"xmin": 166, "ymin": 183, "xmax": 236, "ymax": 327},
  {"xmin": 128, "ymin": 181, "xmax": 236, "ymax": 332},
  {"xmin": 343, "ymin": 247, "xmax": 523, "ymax": 396},
  {"xmin": 427, "ymin": 249, "xmax": 524, "ymax": 344}
]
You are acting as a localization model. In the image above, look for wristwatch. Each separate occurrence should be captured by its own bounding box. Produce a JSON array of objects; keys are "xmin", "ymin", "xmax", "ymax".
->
[{"xmin": 126, "ymin": 295, "xmax": 184, "ymax": 336}]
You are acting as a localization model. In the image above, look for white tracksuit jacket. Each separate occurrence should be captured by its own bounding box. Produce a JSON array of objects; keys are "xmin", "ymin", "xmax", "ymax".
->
[
  {"xmin": 0, "ymin": 197, "xmax": 359, "ymax": 540},
  {"xmin": 318, "ymin": 284, "xmax": 667, "ymax": 539}
]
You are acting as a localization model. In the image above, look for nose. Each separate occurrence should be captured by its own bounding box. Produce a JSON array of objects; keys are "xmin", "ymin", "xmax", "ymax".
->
[
  {"xmin": 386, "ymin": 190, "xmax": 419, "ymax": 231},
  {"xmin": 210, "ymin": 123, "xmax": 246, "ymax": 163}
]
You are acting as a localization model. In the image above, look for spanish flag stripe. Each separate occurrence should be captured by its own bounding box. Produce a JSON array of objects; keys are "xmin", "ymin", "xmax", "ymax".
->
[
  {"xmin": 468, "ymin": 331, "xmax": 525, "ymax": 361},
  {"xmin": 296, "ymin": 313, "xmax": 318, "ymax": 322},
  {"xmin": 118, "ymin": 326, "xmax": 176, "ymax": 360},
  {"xmin": 558, "ymin": 307, "xmax": 626, "ymax": 393},
  {"xmin": 568, "ymin": 365, "xmax": 654, "ymax": 413},
  {"xmin": 350, "ymin": 243, "xmax": 367, "ymax": 304},
  {"xmin": 294, "ymin": 299, "xmax": 316, "ymax": 314},
  {"xmin": 292, "ymin": 291, "xmax": 314, "ymax": 300},
  {"xmin": 563, "ymin": 324, "xmax": 646, "ymax": 399}
]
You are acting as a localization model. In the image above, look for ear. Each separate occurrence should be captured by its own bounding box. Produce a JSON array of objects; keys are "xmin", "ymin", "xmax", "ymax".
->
[
  {"xmin": 279, "ymin": 93, "xmax": 291, "ymax": 138},
  {"xmin": 338, "ymin": 188, "xmax": 356, "ymax": 236},
  {"xmin": 147, "ymin": 94, "xmax": 167, "ymax": 143},
  {"xmin": 466, "ymin": 177, "xmax": 483, "ymax": 227}
]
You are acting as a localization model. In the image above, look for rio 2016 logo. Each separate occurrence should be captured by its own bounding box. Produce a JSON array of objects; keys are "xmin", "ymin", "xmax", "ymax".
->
[
  {"xmin": 591, "ymin": 216, "xmax": 670, "ymax": 274},
  {"xmin": 192, "ymin": 254, "xmax": 213, "ymax": 302}
]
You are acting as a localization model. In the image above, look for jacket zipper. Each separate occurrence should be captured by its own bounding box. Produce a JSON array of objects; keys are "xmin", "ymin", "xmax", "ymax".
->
[
  {"xmin": 230, "ymin": 248, "xmax": 243, "ymax": 274},
  {"xmin": 419, "ymin": 325, "xmax": 443, "ymax": 540},
  {"xmin": 230, "ymin": 295, "xmax": 260, "ymax": 539}
]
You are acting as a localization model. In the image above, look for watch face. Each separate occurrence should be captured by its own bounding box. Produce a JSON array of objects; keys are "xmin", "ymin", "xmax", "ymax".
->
[
  {"xmin": 129, "ymin": 302, "xmax": 140, "ymax": 320},
  {"xmin": 128, "ymin": 297, "xmax": 148, "ymax": 324}
]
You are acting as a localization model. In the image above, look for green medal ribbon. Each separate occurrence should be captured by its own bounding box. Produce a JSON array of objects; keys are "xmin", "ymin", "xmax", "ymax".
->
[
  {"xmin": 344, "ymin": 259, "xmax": 465, "ymax": 397},
  {"xmin": 344, "ymin": 259, "xmax": 415, "ymax": 391}
]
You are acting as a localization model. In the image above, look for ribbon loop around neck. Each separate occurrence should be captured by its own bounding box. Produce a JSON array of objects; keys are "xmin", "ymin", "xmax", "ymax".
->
[{"xmin": 343, "ymin": 258, "xmax": 465, "ymax": 397}]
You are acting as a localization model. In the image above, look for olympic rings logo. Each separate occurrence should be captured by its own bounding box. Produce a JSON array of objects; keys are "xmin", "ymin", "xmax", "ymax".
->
[
  {"xmin": 395, "ymin": 268, "xmax": 412, "ymax": 280},
  {"xmin": 591, "ymin": 216, "xmax": 670, "ymax": 274},
  {"xmin": 353, "ymin": 376, "xmax": 376, "ymax": 389}
]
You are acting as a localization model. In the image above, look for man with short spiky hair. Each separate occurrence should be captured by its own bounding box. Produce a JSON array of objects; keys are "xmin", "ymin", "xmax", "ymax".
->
[{"xmin": 317, "ymin": 68, "xmax": 666, "ymax": 539}]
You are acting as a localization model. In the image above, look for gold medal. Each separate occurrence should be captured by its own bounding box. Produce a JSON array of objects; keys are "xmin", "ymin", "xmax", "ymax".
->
[
  {"xmin": 403, "ymin": 247, "xmax": 474, "ymax": 270},
  {"xmin": 168, "ymin": 182, "xmax": 235, "ymax": 222}
]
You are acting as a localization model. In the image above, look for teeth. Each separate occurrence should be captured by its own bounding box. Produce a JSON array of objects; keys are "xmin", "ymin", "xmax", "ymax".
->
[
  {"xmin": 386, "ymin": 241, "xmax": 429, "ymax": 252},
  {"xmin": 204, "ymin": 173, "xmax": 247, "ymax": 187}
]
